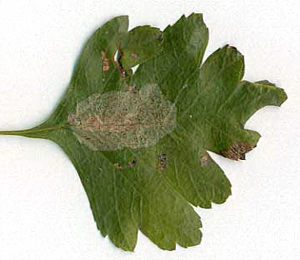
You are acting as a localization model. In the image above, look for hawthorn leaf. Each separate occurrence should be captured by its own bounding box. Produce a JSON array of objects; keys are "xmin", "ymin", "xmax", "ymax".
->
[{"xmin": 0, "ymin": 14, "xmax": 287, "ymax": 251}]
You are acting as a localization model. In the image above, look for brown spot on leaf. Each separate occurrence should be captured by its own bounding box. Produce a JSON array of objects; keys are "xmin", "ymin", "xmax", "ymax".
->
[
  {"xmin": 200, "ymin": 152, "xmax": 211, "ymax": 167},
  {"xmin": 131, "ymin": 53, "xmax": 139, "ymax": 59},
  {"xmin": 114, "ymin": 163, "xmax": 122, "ymax": 169},
  {"xmin": 221, "ymin": 142, "xmax": 255, "ymax": 160},
  {"xmin": 101, "ymin": 51, "xmax": 110, "ymax": 72},
  {"xmin": 113, "ymin": 48, "xmax": 128, "ymax": 77}
]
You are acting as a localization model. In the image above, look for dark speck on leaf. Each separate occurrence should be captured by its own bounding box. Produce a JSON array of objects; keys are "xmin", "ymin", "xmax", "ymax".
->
[
  {"xmin": 129, "ymin": 159, "xmax": 137, "ymax": 168},
  {"xmin": 158, "ymin": 153, "xmax": 167, "ymax": 170},
  {"xmin": 156, "ymin": 33, "xmax": 163, "ymax": 41}
]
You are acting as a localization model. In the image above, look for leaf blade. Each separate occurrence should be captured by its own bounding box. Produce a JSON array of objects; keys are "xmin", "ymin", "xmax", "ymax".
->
[{"xmin": 1, "ymin": 14, "xmax": 288, "ymax": 251}]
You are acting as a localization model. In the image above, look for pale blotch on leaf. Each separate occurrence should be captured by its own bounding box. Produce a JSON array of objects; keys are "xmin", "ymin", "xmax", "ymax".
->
[{"xmin": 68, "ymin": 84, "xmax": 177, "ymax": 151}]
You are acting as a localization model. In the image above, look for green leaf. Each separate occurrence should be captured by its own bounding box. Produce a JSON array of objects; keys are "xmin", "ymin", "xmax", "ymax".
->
[{"xmin": 0, "ymin": 14, "xmax": 287, "ymax": 251}]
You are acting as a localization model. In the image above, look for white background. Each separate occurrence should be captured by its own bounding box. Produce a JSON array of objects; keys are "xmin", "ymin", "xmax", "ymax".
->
[{"xmin": 0, "ymin": 1, "xmax": 299, "ymax": 259}]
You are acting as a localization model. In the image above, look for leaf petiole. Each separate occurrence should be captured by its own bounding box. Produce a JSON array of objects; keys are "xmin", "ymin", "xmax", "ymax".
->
[{"xmin": 0, "ymin": 125, "xmax": 63, "ymax": 137}]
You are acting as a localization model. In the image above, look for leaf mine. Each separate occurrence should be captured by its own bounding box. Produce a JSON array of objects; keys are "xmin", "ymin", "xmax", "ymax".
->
[{"xmin": 67, "ymin": 84, "xmax": 177, "ymax": 151}]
